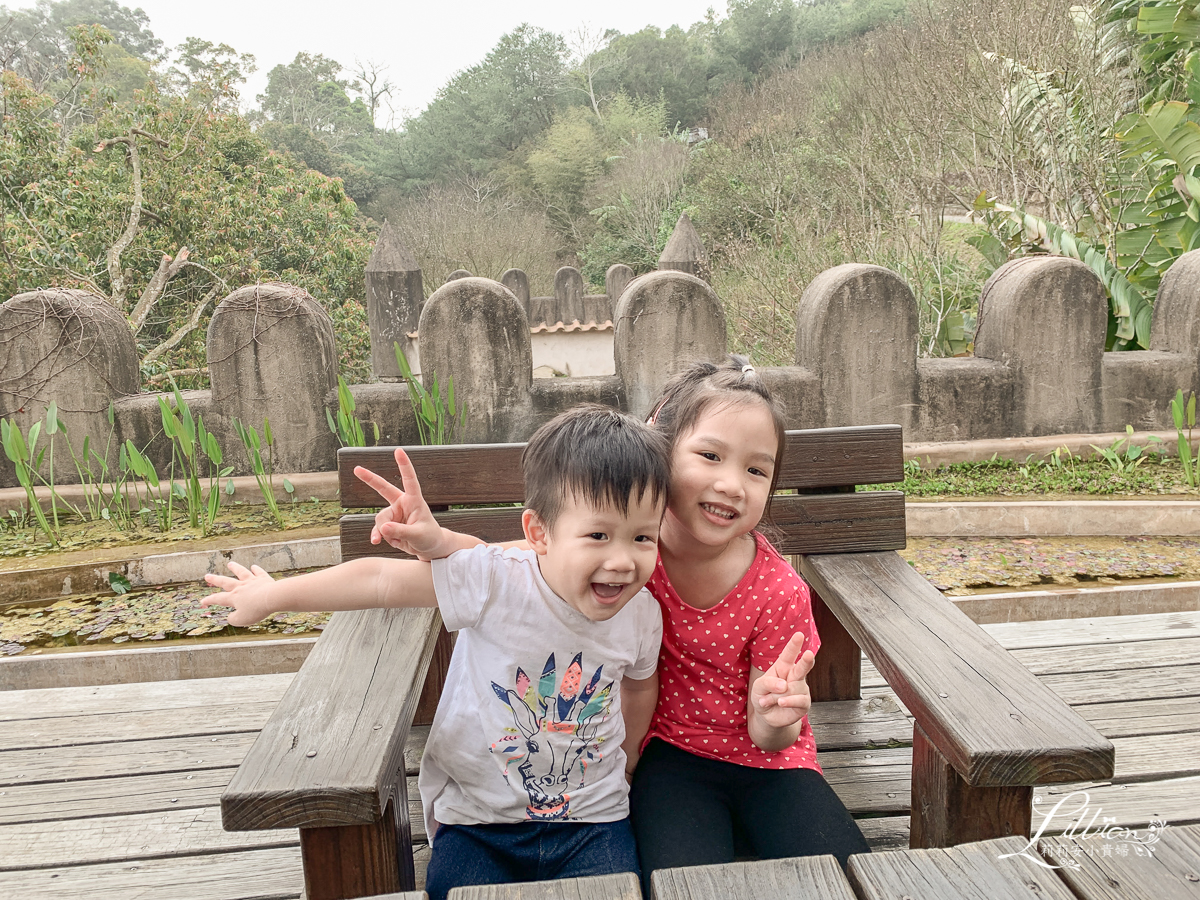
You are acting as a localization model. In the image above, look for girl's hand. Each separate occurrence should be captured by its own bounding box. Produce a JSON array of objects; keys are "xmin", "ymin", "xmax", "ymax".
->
[
  {"xmin": 201, "ymin": 561, "xmax": 279, "ymax": 627},
  {"xmin": 355, "ymin": 449, "xmax": 447, "ymax": 560},
  {"xmin": 750, "ymin": 633, "xmax": 816, "ymax": 730}
]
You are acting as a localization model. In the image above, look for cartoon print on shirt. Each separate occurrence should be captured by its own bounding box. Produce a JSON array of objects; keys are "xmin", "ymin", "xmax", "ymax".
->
[{"xmin": 489, "ymin": 651, "xmax": 613, "ymax": 819}]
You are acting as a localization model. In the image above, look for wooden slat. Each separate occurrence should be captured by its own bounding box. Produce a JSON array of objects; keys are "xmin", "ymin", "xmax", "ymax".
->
[
  {"xmin": 982, "ymin": 610, "xmax": 1200, "ymax": 651},
  {"xmin": 0, "ymin": 672, "xmax": 295, "ymax": 722},
  {"xmin": 449, "ymin": 872, "xmax": 640, "ymax": 900},
  {"xmin": 1108, "ymin": 733, "xmax": 1200, "ymax": 782},
  {"xmin": 0, "ymin": 806, "xmax": 297, "ymax": 871},
  {"xmin": 341, "ymin": 508, "xmax": 525, "ymax": 561},
  {"xmin": 0, "ymin": 767, "xmax": 235, "ymax": 826},
  {"xmin": 1010, "ymin": 637, "xmax": 1200, "ymax": 676},
  {"xmin": 848, "ymin": 836, "xmax": 1080, "ymax": 900},
  {"xmin": 800, "ymin": 551, "xmax": 1114, "ymax": 786},
  {"xmin": 0, "ymin": 700, "xmax": 280, "ymax": 751},
  {"xmin": 222, "ymin": 606, "xmax": 442, "ymax": 830},
  {"xmin": 337, "ymin": 426, "xmax": 904, "ymax": 508},
  {"xmin": 340, "ymin": 491, "xmax": 905, "ymax": 562},
  {"xmin": 1033, "ymin": 776, "xmax": 1200, "ymax": 828},
  {"xmin": 770, "ymin": 491, "xmax": 905, "ymax": 554},
  {"xmin": 1074, "ymin": 697, "xmax": 1200, "ymax": 738},
  {"xmin": 339, "ymin": 444, "xmax": 526, "ymax": 507},
  {"xmin": 0, "ymin": 845, "xmax": 304, "ymax": 899},
  {"xmin": 857, "ymin": 816, "xmax": 912, "ymax": 852},
  {"xmin": 651, "ymin": 855, "xmax": 857, "ymax": 900},
  {"xmin": 822, "ymin": 747, "xmax": 912, "ymax": 815},
  {"xmin": 808, "ymin": 695, "xmax": 913, "ymax": 750},
  {"xmin": 1039, "ymin": 665, "xmax": 1200, "ymax": 706},
  {"xmin": 0, "ymin": 732, "xmax": 258, "ymax": 787},
  {"xmin": 1041, "ymin": 823, "xmax": 1200, "ymax": 900}
]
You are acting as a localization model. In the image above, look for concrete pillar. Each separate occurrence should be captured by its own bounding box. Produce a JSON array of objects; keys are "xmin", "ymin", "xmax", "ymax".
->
[
  {"xmin": 658, "ymin": 213, "xmax": 708, "ymax": 281},
  {"xmin": 974, "ymin": 257, "xmax": 1107, "ymax": 436},
  {"xmin": 554, "ymin": 266, "xmax": 586, "ymax": 325},
  {"xmin": 500, "ymin": 268, "xmax": 531, "ymax": 319},
  {"xmin": 614, "ymin": 270, "xmax": 726, "ymax": 418},
  {"xmin": 365, "ymin": 220, "xmax": 424, "ymax": 382},
  {"xmin": 1152, "ymin": 249, "xmax": 1200, "ymax": 395},
  {"xmin": 418, "ymin": 277, "xmax": 532, "ymax": 442},
  {"xmin": 794, "ymin": 264, "xmax": 918, "ymax": 432},
  {"xmin": 207, "ymin": 283, "xmax": 339, "ymax": 473},
  {"xmin": 446, "ymin": 269, "xmax": 472, "ymax": 282},
  {"xmin": 0, "ymin": 289, "xmax": 139, "ymax": 487},
  {"xmin": 605, "ymin": 264, "xmax": 634, "ymax": 316}
]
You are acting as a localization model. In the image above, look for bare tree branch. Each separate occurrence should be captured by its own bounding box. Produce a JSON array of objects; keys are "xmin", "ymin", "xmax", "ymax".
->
[
  {"xmin": 146, "ymin": 366, "xmax": 208, "ymax": 385},
  {"xmin": 140, "ymin": 280, "xmax": 220, "ymax": 365},
  {"xmin": 129, "ymin": 245, "xmax": 189, "ymax": 333}
]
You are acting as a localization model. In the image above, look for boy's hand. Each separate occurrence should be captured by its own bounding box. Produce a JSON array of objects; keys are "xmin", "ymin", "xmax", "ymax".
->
[
  {"xmin": 355, "ymin": 448, "xmax": 447, "ymax": 560},
  {"xmin": 749, "ymin": 633, "xmax": 815, "ymax": 730},
  {"xmin": 201, "ymin": 561, "xmax": 280, "ymax": 627}
]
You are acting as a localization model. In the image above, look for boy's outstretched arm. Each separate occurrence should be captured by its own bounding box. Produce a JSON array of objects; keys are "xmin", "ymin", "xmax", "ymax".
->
[
  {"xmin": 620, "ymin": 672, "xmax": 658, "ymax": 781},
  {"xmin": 201, "ymin": 557, "xmax": 436, "ymax": 627},
  {"xmin": 355, "ymin": 448, "xmax": 486, "ymax": 560}
]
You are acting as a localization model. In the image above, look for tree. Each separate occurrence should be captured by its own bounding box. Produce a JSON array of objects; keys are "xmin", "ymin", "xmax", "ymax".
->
[
  {"xmin": 352, "ymin": 58, "xmax": 394, "ymax": 130},
  {"xmin": 0, "ymin": 0, "xmax": 160, "ymax": 90},
  {"xmin": 165, "ymin": 37, "xmax": 256, "ymax": 113},
  {"xmin": 257, "ymin": 52, "xmax": 371, "ymax": 149},
  {"xmin": 401, "ymin": 24, "xmax": 567, "ymax": 184},
  {"xmin": 1, "ymin": 72, "xmax": 374, "ymax": 382},
  {"xmin": 712, "ymin": 0, "xmax": 800, "ymax": 84}
]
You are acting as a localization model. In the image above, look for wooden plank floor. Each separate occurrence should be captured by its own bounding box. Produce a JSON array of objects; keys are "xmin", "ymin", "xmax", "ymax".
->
[{"xmin": 0, "ymin": 610, "xmax": 1196, "ymax": 898}]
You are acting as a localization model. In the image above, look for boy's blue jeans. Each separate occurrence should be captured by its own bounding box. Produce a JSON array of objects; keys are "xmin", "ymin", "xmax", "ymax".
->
[{"xmin": 423, "ymin": 819, "xmax": 639, "ymax": 900}]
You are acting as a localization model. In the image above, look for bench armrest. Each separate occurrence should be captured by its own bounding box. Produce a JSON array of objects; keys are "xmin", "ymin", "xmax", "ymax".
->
[
  {"xmin": 221, "ymin": 605, "xmax": 442, "ymax": 830},
  {"xmin": 800, "ymin": 551, "xmax": 1114, "ymax": 787}
]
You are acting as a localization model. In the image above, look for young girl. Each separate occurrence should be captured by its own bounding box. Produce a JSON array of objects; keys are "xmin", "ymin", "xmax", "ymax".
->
[
  {"xmin": 363, "ymin": 356, "xmax": 869, "ymax": 886},
  {"xmin": 628, "ymin": 356, "xmax": 869, "ymax": 887}
]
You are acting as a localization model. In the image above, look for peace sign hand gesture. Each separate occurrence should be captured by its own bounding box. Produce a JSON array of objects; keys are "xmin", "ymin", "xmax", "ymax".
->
[
  {"xmin": 749, "ymin": 632, "xmax": 816, "ymax": 731},
  {"xmin": 353, "ymin": 448, "xmax": 447, "ymax": 560}
]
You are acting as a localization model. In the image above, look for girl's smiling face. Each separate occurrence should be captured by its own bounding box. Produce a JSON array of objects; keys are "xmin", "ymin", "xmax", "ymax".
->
[{"xmin": 665, "ymin": 399, "xmax": 779, "ymax": 549}]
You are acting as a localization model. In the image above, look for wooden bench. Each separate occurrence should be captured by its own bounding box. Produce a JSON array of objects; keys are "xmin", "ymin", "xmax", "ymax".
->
[{"xmin": 220, "ymin": 424, "xmax": 1115, "ymax": 899}]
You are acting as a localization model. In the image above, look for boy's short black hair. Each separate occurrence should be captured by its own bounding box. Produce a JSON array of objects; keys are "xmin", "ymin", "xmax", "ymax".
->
[{"xmin": 522, "ymin": 404, "xmax": 671, "ymax": 530}]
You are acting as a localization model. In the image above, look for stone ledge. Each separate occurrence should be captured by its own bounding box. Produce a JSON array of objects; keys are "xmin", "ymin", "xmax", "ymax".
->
[{"xmin": 906, "ymin": 499, "xmax": 1200, "ymax": 537}]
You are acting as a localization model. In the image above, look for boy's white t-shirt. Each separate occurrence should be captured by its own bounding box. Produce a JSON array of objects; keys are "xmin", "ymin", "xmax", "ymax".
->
[{"xmin": 421, "ymin": 544, "xmax": 662, "ymax": 843}]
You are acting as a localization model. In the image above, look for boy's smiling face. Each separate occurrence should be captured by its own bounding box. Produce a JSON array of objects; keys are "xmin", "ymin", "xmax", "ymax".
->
[{"xmin": 523, "ymin": 491, "xmax": 664, "ymax": 622}]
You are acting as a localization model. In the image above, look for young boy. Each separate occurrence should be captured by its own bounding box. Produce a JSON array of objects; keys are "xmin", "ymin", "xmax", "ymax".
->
[{"xmin": 202, "ymin": 405, "xmax": 670, "ymax": 900}]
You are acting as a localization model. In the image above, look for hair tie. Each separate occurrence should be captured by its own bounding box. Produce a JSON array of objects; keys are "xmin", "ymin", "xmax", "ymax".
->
[{"xmin": 741, "ymin": 364, "xmax": 755, "ymax": 375}]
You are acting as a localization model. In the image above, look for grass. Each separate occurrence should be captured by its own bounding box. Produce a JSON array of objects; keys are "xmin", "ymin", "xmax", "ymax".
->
[{"xmin": 864, "ymin": 454, "xmax": 1199, "ymax": 498}]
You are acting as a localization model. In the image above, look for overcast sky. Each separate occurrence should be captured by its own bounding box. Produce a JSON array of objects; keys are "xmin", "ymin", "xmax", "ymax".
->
[{"xmin": 119, "ymin": 0, "xmax": 728, "ymax": 123}]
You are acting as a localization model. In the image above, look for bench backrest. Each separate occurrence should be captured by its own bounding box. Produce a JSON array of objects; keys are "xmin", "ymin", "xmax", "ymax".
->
[{"xmin": 337, "ymin": 424, "xmax": 907, "ymax": 560}]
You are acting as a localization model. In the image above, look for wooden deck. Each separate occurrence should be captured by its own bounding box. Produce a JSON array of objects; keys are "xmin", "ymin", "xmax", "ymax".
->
[{"xmin": 1, "ymin": 609, "xmax": 1196, "ymax": 899}]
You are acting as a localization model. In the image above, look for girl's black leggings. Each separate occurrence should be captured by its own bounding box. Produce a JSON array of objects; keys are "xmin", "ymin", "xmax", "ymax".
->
[{"xmin": 629, "ymin": 738, "xmax": 871, "ymax": 894}]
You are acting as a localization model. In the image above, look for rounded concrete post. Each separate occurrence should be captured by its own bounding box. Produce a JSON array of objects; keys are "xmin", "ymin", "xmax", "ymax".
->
[
  {"xmin": 0, "ymin": 289, "xmax": 139, "ymax": 487},
  {"xmin": 794, "ymin": 264, "xmax": 918, "ymax": 432},
  {"xmin": 1153, "ymin": 249, "xmax": 1200, "ymax": 359},
  {"xmin": 606, "ymin": 264, "xmax": 634, "ymax": 315},
  {"xmin": 614, "ymin": 270, "xmax": 726, "ymax": 418},
  {"xmin": 366, "ymin": 220, "xmax": 424, "ymax": 382},
  {"xmin": 658, "ymin": 213, "xmax": 709, "ymax": 280},
  {"xmin": 208, "ymin": 283, "xmax": 339, "ymax": 472},
  {"xmin": 500, "ymin": 268, "xmax": 531, "ymax": 319},
  {"xmin": 446, "ymin": 269, "xmax": 473, "ymax": 282},
  {"xmin": 554, "ymin": 266, "xmax": 586, "ymax": 325},
  {"xmin": 418, "ymin": 277, "xmax": 532, "ymax": 442},
  {"xmin": 974, "ymin": 257, "xmax": 1107, "ymax": 435}
]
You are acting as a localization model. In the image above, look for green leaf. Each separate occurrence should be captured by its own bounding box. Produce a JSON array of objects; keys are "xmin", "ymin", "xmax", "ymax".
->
[
  {"xmin": 225, "ymin": 478, "xmax": 236, "ymax": 495},
  {"xmin": 283, "ymin": 477, "xmax": 294, "ymax": 494},
  {"xmin": 108, "ymin": 571, "xmax": 132, "ymax": 595},
  {"xmin": 46, "ymin": 401, "xmax": 58, "ymax": 435}
]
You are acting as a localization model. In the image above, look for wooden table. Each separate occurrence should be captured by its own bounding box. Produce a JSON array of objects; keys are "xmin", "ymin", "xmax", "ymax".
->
[{"xmin": 652, "ymin": 826, "xmax": 1200, "ymax": 900}]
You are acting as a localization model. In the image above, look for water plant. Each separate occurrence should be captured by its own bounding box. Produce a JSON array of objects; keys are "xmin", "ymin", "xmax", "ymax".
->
[
  {"xmin": 158, "ymin": 383, "xmax": 232, "ymax": 534},
  {"xmin": 326, "ymin": 375, "xmax": 379, "ymax": 448},
  {"xmin": 1090, "ymin": 426, "xmax": 1162, "ymax": 474},
  {"xmin": 393, "ymin": 342, "xmax": 467, "ymax": 445},
  {"xmin": 233, "ymin": 417, "xmax": 284, "ymax": 527},
  {"xmin": 1171, "ymin": 389, "xmax": 1198, "ymax": 488},
  {"xmin": 1, "ymin": 417, "xmax": 57, "ymax": 545}
]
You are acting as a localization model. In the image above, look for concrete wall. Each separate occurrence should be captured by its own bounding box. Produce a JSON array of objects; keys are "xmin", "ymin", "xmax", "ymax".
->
[{"xmin": 4, "ymin": 230, "xmax": 1200, "ymax": 486}]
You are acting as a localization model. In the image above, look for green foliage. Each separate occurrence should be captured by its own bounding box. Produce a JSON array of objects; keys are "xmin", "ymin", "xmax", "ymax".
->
[
  {"xmin": 1090, "ymin": 425, "xmax": 1162, "ymax": 472},
  {"xmin": 1171, "ymin": 388, "xmax": 1198, "ymax": 487},
  {"xmin": 326, "ymin": 375, "xmax": 378, "ymax": 448},
  {"xmin": 394, "ymin": 344, "xmax": 466, "ymax": 445},
  {"xmin": 1, "ymin": 417, "xmax": 57, "ymax": 544},
  {"xmin": 232, "ymin": 418, "xmax": 283, "ymax": 527},
  {"xmin": 157, "ymin": 382, "xmax": 232, "ymax": 533}
]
